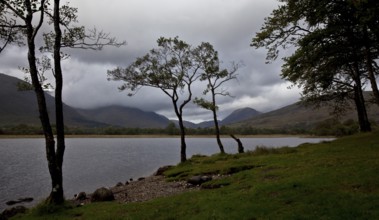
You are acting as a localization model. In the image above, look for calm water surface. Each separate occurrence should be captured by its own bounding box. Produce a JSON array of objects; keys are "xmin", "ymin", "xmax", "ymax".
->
[{"xmin": 0, "ymin": 137, "xmax": 333, "ymax": 210}]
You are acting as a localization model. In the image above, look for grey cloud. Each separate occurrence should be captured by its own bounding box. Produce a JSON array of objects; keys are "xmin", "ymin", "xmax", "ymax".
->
[{"xmin": 0, "ymin": 0, "xmax": 302, "ymax": 122}]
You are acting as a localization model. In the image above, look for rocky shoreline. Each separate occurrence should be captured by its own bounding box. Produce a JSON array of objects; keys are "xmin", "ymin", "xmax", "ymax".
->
[
  {"xmin": 1, "ymin": 167, "xmax": 218, "ymax": 219},
  {"xmin": 71, "ymin": 174, "xmax": 199, "ymax": 206}
]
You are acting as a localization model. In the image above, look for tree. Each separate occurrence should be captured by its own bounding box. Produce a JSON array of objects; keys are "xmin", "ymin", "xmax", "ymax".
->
[
  {"xmin": 193, "ymin": 42, "xmax": 239, "ymax": 154},
  {"xmin": 108, "ymin": 37, "xmax": 201, "ymax": 162},
  {"xmin": 252, "ymin": 0, "xmax": 378, "ymax": 132},
  {"xmin": 0, "ymin": 0, "xmax": 63, "ymax": 203},
  {"xmin": 0, "ymin": 0, "xmax": 124, "ymax": 204},
  {"xmin": 359, "ymin": 1, "xmax": 379, "ymax": 107},
  {"xmin": 0, "ymin": 3, "xmax": 24, "ymax": 53}
]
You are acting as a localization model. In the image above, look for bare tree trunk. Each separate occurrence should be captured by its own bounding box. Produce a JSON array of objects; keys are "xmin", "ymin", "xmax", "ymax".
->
[
  {"xmin": 173, "ymin": 99, "xmax": 187, "ymax": 162},
  {"xmin": 363, "ymin": 28, "xmax": 379, "ymax": 107},
  {"xmin": 349, "ymin": 35, "xmax": 371, "ymax": 132},
  {"xmin": 178, "ymin": 116, "xmax": 187, "ymax": 162},
  {"xmin": 211, "ymin": 89, "xmax": 225, "ymax": 154},
  {"xmin": 352, "ymin": 58, "xmax": 371, "ymax": 132},
  {"xmin": 213, "ymin": 111, "xmax": 225, "ymax": 154},
  {"xmin": 24, "ymin": 0, "xmax": 64, "ymax": 205},
  {"xmin": 47, "ymin": 0, "xmax": 65, "ymax": 204},
  {"xmin": 365, "ymin": 47, "xmax": 379, "ymax": 107},
  {"xmin": 230, "ymin": 134, "xmax": 244, "ymax": 153},
  {"xmin": 354, "ymin": 84, "xmax": 371, "ymax": 132}
]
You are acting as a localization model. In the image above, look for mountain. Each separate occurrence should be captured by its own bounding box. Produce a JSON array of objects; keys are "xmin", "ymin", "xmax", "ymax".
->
[
  {"xmin": 78, "ymin": 106, "xmax": 170, "ymax": 128},
  {"xmin": 221, "ymin": 107, "xmax": 262, "ymax": 125},
  {"xmin": 233, "ymin": 100, "xmax": 379, "ymax": 130},
  {"xmin": 0, "ymin": 74, "xmax": 172, "ymax": 129},
  {"xmin": 182, "ymin": 107, "xmax": 262, "ymax": 128},
  {"xmin": 3, "ymin": 73, "xmax": 378, "ymax": 131},
  {"xmin": 0, "ymin": 73, "xmax": 100, "ymax": 127},
  {"xmin": 196, "ymin": 120, "xmax": 218, "ymax": 128}
]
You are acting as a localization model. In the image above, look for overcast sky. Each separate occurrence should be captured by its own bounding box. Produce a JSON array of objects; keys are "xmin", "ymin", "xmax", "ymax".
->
[{"xmin": 1, "ymin": 0, "xmax": 302, "ymax": 123}]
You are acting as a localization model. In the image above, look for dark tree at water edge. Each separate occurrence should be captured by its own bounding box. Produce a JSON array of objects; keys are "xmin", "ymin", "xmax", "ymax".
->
[
  {"xmin": 0, "ymin": 0, "xmax": 124, "ymax": 204},
  {"xmin": 193, "ymin": 42, "xmax": 240, "ymax": 154},
  {"xmin": 252, "ymin": 0, "xmax": 379, "ymax": 132},
  {"xmin": 0, "ymin": 0, "xmax": 61, "ymax": 203},
  {"xmin": 108, "ymin": 37, "xmax": 205, "ymax": 162}
]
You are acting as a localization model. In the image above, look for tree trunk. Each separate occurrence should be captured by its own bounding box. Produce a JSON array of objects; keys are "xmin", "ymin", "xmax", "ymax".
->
[
  {"xmin": 213, "ymin": 112, "xmax": 225, "ymax": 154},
  {"xmin": 24, "ymin": 0, "xmax": 64, "ymax": 205},
  {"xmin": 353, "ymin": 84, "xmax": 371, "ymax": 132},
  {"xmin": 364, "ymin": 46, "xmax": 379, "ymax": 107},
  {"xmin": 211, "ymin": 90, "xmax": 225, "ymax": 154},
  {"xmin": 173, "ymin": 100, "xmax": 187, "ymax": 162},
  {"xmin": 48, "ymin": 0, "xmax": 65, "ymax": 204},
  {"xmin": 178, "ymin": 115, "xmax": 187, "ymax": 162},
  {"xmin": 230, "ymin": 134, "xmax": 244, "ymax": 153},
  {"xmin": 349, "ymin": 33, "xmax": 371, "ymax": 132}
]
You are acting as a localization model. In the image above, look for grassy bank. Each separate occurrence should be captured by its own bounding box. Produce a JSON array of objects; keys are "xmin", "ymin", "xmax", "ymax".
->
[{"xmin": 13, "ymin": 132, "xmax": 379, "ymax": 219}]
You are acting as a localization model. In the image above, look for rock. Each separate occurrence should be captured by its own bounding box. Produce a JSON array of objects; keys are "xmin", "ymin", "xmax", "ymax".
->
[
  {"xmin": 154, "ymin": 165, "xmax": 173, "ymax": 176},
  {"xmin": 138, "ymin": 177, "xmax": 145, "ymax": 181},
  {"xmin": 91, "ymin": 187, "xmax": 115, "ymax": 202},
  {"xmin": 187, "ymin": 175, "xmax": 212, "ymax": 185},
  {"xmin": 1, "ymin": 206, "xmax": 27, "ymax": 220},
  {"xmin": 115, "ymin": 182, "xmax": 124, "ymax": 187},
  {"xmin": 5, "ymin": 197, "xmax": 33, "ymax": 206},
  {"xmin": 5, "ymin": 201, "xmax": 17, "ymax": 206},
  {"xmin": 75, "ymin": 192, "xmax": 87, "ymax": 201}
]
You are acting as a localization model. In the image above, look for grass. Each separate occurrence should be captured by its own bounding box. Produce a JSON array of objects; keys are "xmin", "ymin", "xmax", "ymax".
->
[{"xmin": 12, "ymin": 131, "xmax": 379, "ymax": 219}]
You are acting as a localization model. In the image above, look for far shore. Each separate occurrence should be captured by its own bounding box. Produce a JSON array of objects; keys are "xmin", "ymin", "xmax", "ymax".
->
[{"xmin": 0, "ymin": 134, "xmax": 332, "ymax": 139}]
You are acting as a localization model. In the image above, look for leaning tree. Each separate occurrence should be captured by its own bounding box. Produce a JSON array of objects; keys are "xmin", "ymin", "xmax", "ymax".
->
[
  {"xmin": 193, "ymin": 42, "xmax": 239, "ymax": 154},
  {"xmin": 108, "ymin": 37, "xmax": 202, "ymax": 162},
  {"xmin": 252, "ymin": 0, "xmax": 379, "ymax": 132},
  {"xmin": 0, "ymin": 0, "xmax": 124, "ymax": 204}
]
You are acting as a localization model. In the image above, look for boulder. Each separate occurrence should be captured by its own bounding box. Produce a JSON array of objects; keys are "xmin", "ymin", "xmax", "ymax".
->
[
  {"xmin": 75, "ymin": 192, "xmax": 87, "ymax": 201},
  {"xmin": 5, "ymin": 197, "xmax": 33, "ymax": 206},
  {"xmin": 154, "ymin": 165, "xmax": 173, "ymax": 176},
  {"xmin": 91, "ymin": 187, "xmax": 115, "ymax": 202},
  {"xmin": 1, "ymin": 206, "xmax": 27, "ymax": 220},
  {"xmin": 187, "ymin": 175, "xmax": 212, "ymax": 185},
  {"xmin": 115, "ymin": 182, "xmax": 124, "ymax": 187}
]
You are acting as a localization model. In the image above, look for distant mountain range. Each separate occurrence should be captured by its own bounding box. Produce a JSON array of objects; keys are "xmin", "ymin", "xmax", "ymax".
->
[
  {"xmin": 233, "ymin": 99, "xmax": 379, "ymax": 130},
  {"xmin": 177, "ymin": 107, "xmax": 262, "ymax": 129},
  {"xmin": 77, "ymin": 106, "xmax": 170, "ymax": 128},
  {"xmin": 1, "ymin": 73, "xmax": 378, "ymax": 130},
  {"xmin": 0, "ymin": 74, "xmax": 170, "ymax": 128},
  {"xmin": 0, "ymin": 73, "xmax": 102, "ymax": 127}
]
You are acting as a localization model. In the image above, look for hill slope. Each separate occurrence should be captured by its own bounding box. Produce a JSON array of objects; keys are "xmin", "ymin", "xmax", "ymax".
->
[
  {"xmin": 0, "ymin": 74, "xmax": 172, "ymax": 129},
  {"xmin": 182, "ymin": 107, "xmax": 262, "ymax": 129},
  {"xmin": 234, "ymin": 100, "xmax": 379, "ymax": 130},
  {"xmin": 221, "ymin": 107, "xmax": 261, "ymax": 124},
  {"xmin": 0, "ymin": 73, "xmax": 99, "ymax": 127},
  {"xmin": 78, "ymin": 106, "xmax": 170, "ymax": 128}
]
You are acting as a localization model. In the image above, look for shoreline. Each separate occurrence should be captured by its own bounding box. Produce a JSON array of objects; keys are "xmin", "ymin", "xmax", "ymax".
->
[
  {"xmin": 70, "ymin": 174, "xmax": 199, "ymax": 207},
  {"xmin": 0, "ymin": 134, "xmax": 331, "ymax": 139}
]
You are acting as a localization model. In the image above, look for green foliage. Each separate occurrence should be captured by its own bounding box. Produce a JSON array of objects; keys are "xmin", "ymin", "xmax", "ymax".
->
[
  {"xmin": 108, "ymin": 36, "xmax": 195, "ymax": 95},
  {"xmin": 193, "ymin": 97, "xmax": 217, "ymax": 111},
  {"xmin": 312, "ymin": 118, "xmax": 360, "ymax": 136},
  {"xmin": 164, "ymin": 122, "xmax": 179, "ymax": 135},
  {"xmin": 252, "ymin": 0, "xmax": 379, "ymax": 132},
  {"xmin": 0, "ymin": 124, "xmax": 43, "ymax": 135}
]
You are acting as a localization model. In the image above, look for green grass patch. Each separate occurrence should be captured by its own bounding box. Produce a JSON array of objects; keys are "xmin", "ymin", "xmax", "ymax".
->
[{"xmin": 13, "ymin": 131, "xmax": 379, "ymax": 219}]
